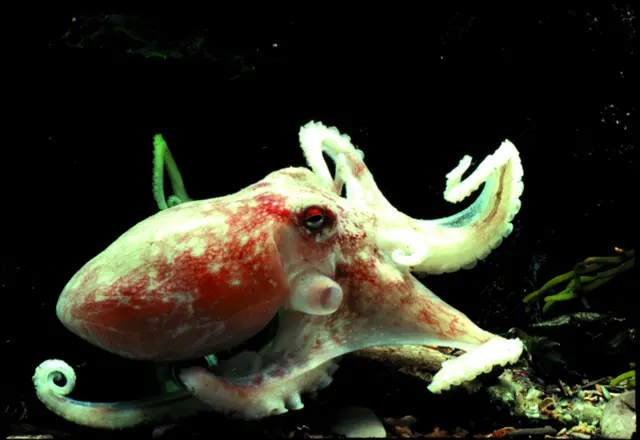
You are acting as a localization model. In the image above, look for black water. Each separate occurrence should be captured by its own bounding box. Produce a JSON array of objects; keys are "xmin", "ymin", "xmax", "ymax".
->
[{"xmin": 3, "ymin": 8, "xmax": 636, "ymax": 438}]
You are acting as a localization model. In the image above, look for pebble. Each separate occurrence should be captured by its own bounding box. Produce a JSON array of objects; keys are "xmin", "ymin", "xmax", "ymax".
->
[
  {"xmin": 600, "ymin": 390, "xmax": 636, "ymax": 439},
  {"xmin": 329, "ymin": 406, "xmax": 387, "ymax": 438}
]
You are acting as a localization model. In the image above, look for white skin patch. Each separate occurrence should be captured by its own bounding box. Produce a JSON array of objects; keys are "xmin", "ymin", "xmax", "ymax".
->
[
  {"xmin": 376, "ymin": 259, "xmax": 406, "ymax": 283},
  {"xmin": 356, "ymin": 249, "xmax": 372, "ymax": 261},
  {"xmin": 148, "ymin": 243, "xmax": 163, "ymax": 259},
  {"xmin": 66, "ymin": 275, "xmax": 82, "ymax": 292},
  {"xmin": 208, "ymin": 262, "xmax": 223, "ymax": 274},
  {"xmin": 162, "ymin": 233, "xmax": 209, "ymax": 262},
  {"xmin": 92, "ymin": 292, "xmax": 110, "ymax": 302},
  {"xmin": 221, "ymin": 235, "xmax": 233, "ymax": 247},
  {"xmin": 145, "ymin": 269, "xmax": 164, "ymax": 293},
  {"xmin": 187, "ymin": 237, "xmax": 208, "ymax": 257},
  {"xmin": 95, "ymin": 269, "xmax": 116, "ymax": 286}
]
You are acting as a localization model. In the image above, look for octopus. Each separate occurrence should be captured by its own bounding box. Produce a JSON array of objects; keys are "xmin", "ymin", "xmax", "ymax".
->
[{"xmin": 33, "ymin": 121, "xmax": 525, "ymax": 429}]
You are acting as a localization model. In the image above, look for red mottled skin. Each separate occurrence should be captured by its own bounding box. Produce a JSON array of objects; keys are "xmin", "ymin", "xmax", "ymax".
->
[
  {"xmin": 57, "ymin": 178, "xmax": 309, "ymax": 360},
  {"xmin": 36, "ymin": 122, "xmax": 524, "ymax": 427}
]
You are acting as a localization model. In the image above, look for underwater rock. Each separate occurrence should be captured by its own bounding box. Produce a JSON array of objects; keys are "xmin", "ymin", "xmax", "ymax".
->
[
  {"xmin": 352, "ymin": 345, "xmax": 450, "ymax": 372},
  {"xmin": 329, "ymin": 406, "xmax": 387, "ymax": 438},
  {"xmin": 600, "ymin": 390, "xmax": 636, "ymax": 439},
  {"xmin": 486, "ymin": 368, "xmax": 606, "ymax": 426}
]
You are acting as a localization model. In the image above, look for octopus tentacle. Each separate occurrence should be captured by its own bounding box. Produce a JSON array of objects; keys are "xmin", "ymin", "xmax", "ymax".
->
[
  {"xmin": 33, "ymin": 360, "xmax": 204, "ymax": 429},
  {"xmin": 299, "ymin": 121, "xmax": 392, "ymax": 210},
  {"xmin": 299, "ymin": 122, "xmax": 431, "ymax": 266},
  {"xmin": 412, "ymin": 139, "xmax": 523, "ymax": 274},
  {"xmin": 179, "ymin": 358, "xmax": 341, "ymax": 421},
  {"xmin": 299, "ymin": 122, "xmax": 524, "ymax": 275},
  {"xmin": 181, "ymin": 267, "xmax": 524, "ymax": 419},
  {"xmin": 428, "ymin": 337, "xmax": 523, "ymax": 393},
  {"xmin": 376, "ymin": 227, "xmax": 431, "ymax": 267}
]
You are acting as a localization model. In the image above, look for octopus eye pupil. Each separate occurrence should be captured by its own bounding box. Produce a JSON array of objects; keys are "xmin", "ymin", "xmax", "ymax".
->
[{"xmin": 304, "ymin": 207, "xmax": 326, "ymax": 230}]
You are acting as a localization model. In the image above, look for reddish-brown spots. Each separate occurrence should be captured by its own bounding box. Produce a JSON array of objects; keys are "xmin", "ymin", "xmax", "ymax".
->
[
  {"xmin": 270, "ymin": 367, "xmax": 287, "ymax": 378},
  {"xmin": 446, "ymin": 315, "xmax": 466, "ymax": 339},
  {"xmin": 416, "ymin": 308, "xmax": 438, "ymax": 326},
  {"xmin": 329, "ymin": 328, "xmax": 345, "ymax": 346},
  {"xmin": 336, "ymin": 255, "xmax": 381, "ymax": 292},
  {"xmin": 257, "ymin": 194, "xmax": 291, "ymax": 218},
  {"xmin": 60, "ymin": 191, "xmax": 302, "ymax": 359},
  {"xmin": 352, "ymin": 160, "xmax": 366, "ymax": 178},
  {"xmin": 336, "ymin": 228, "xmax": 368, "ymax": 254},
  {"xmin": 324, "ymin": 310, "xmax": 351, "ymax": 346},
  {"xmin": 224, "ymin": 193, "xmax": 291, "ymax": 233},
  {"xmin": 415, "ymin": 301, "xmax": 476, "ymax": 341},
  {"xmin": 211, "ymin": 377, "xmax": 255, "ymax": 399},
  {"xmin": 279, "ymin": 169, "xmax": 310, "ymax": 181}
]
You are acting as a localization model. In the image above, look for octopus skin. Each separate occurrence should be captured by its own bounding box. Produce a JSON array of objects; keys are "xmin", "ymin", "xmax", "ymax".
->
[{"xmin": 33, "ymin": 121, "xmax": 525, "ymax": 428}]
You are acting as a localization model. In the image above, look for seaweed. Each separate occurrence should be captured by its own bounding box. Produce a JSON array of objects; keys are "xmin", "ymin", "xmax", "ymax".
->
[
  {"xmin": 610, "ymin": 363, "xmax": 636, "ymax": 389},
  {"xmin": 522, "ymin": 247, "xmax": 634, "ymax": 313},
  {"xmin": 152, "ymin": 133, "xmax": 191, "ymax": 210}
]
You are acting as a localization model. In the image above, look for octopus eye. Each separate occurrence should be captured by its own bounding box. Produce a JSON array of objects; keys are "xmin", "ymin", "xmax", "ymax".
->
[{"xmin": 303, "ymin": 206, "xmax": 327, "ymax": 230}]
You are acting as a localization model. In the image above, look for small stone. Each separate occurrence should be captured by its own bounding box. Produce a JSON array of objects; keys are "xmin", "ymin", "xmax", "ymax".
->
[
  {"xmin": 330, "ymin": 406, "xmax": 387, "ymax": 438},
  {"xmin": 600, "ymin": 390, "xmax": 636, "ymax": 439}
]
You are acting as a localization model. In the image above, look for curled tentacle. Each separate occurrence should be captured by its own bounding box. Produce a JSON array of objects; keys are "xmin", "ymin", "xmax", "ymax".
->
[
  {"xmin": 33, "ymin": 359, "xmax": 203, "ymax": 429},
  {"xmin": 299, "ymin": 122, "xmax": 524, "ymax": 275},
  {"xmin": 376, "ymin": 227, "xmax": 431, "ymax": 267},
  {"xmin": 299, "ymin": 121, "xmax": 391, "ymax": 209},
  {"xmin": 412, "ymin": 139, "xmax": 524, "ymax": 274}
]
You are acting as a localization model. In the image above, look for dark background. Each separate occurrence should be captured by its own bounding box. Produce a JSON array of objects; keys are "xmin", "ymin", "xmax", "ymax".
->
[{"xmin": 3, "ymin": 7, "xmax": 636, "ymax": 437}]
